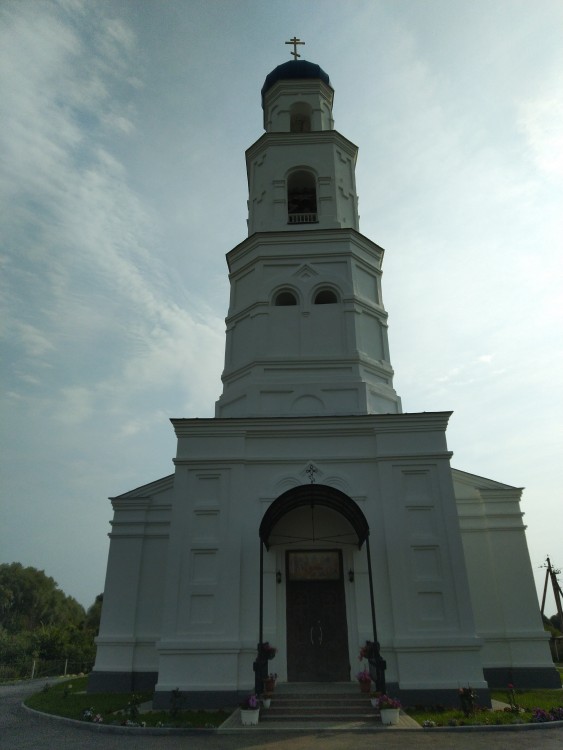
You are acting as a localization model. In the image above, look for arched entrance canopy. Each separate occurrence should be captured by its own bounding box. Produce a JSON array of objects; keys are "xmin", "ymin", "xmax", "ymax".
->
[{"xmin": 259, "ymin": 484, "xmax": 369, "ymax": 550}]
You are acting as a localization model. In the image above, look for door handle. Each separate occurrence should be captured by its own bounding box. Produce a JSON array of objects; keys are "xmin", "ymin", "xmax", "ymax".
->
[{"xmin": 310, "ymin": 621, "xmax": 323, "ymax": 646}]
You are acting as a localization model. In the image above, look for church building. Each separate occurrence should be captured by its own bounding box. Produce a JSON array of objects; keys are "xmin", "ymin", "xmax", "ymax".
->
[{"xmin": 89, "ymin": 50, "xmax": 558, "ymax": 707}]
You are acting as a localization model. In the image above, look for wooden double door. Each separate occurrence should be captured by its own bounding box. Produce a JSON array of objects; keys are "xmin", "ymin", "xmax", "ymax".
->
[{"xmin": 286, "ymin": 550, "xmax": 350, "ymax": 682}]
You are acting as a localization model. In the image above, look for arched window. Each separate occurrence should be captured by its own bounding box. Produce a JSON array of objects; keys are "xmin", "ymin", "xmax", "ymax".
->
[
  {"xmin": 290, "ymin": 102, "xmax": 312, "ymax": 133},
  {"xmin": 314, "ymin": 289, "xmax": 338, "ymax": 305},
  {"xmin": 274, "ymin": 290, "xmax": 298, "ymax": 306},
  {"xmin": 287, "ymin": 170, "xmax": 318, "ymax": 225}
]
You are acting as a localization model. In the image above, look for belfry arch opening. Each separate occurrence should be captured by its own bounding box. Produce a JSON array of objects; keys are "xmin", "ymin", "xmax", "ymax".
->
[
  {"xmin": 290, "ymin": 102, "xmax": 312, "ymax": 132},
  {"xmin": 287, "ymin": 170, "xmax": 318, "ymax": 224},
  {"xmin": 274, "ymin": 289, "xmax": 298, "ymax": 306},
  {"xmin": 314, "ymin": 288, "xmax": 339, "ymax": 305}
]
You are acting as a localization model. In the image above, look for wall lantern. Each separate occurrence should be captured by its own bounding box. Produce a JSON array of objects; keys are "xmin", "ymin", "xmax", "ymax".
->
[
  {"xmin": 276, "ymin": 570, "xmax": 282, "ymax": 584},
  {"xmin": 348, "ymin": 569, "xmax": 354, "ymax": 582}
]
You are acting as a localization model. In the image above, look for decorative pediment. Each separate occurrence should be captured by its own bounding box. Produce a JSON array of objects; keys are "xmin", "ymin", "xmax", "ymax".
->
[
  {"xmin": 111, "ymin": 474, "xmax": 174, "ymax": 500},
  {"xmin": 292, "ymin": 263, "xmax": 319, "ymax": 281},
  {"xmin": 452, "ymin": 467, "xmax": 519, "ymax": 491}
]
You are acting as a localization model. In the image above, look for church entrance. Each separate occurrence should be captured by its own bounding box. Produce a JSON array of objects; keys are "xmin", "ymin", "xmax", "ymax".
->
[
  {"xmin": 286, "ymin": 550, "xmax": 350, "ymax": 681},
  {"xmin": 259, "ymin": 482, "xmax": 374, "ymax": 684}
]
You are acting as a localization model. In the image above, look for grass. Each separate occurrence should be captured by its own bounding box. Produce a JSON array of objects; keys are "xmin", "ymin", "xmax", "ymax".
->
[
  {"xmin": 24, "ymin": 670, "xmax": 563, "ymax": 730},
  {"xmin": 491, "ymin": 687, "xmax": 563, "ymax": 711},
  {"xmin": 406, "ymin": 685, "xmax": 563, "ymax": 727},
  {"xmin": 24, "ymin": 677, "xmax": 232, "ymax": 728},
  {"xmin": 407, "ymin": 707, "xmax": 530, "ymax": 727}
]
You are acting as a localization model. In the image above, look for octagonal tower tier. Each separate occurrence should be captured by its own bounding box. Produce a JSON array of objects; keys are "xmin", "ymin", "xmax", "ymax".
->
[{"xmin": 215, "ymin": 60, "xmax": 402, "ymax": 418}]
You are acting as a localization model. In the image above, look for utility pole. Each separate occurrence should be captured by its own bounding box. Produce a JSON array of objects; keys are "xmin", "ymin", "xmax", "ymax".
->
[{"xmin": 540, "ymin": 556, "xmax": 563, "ymax": 629}]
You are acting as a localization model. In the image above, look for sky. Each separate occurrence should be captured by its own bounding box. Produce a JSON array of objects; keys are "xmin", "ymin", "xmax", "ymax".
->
[{"xmin": 1, "ymin": 0, "xmax": 562, "ymax": 614}]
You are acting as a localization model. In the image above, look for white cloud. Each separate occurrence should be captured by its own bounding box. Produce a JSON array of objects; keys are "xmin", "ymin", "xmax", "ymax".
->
[
  {"xmin": 519, "ymin": 81, "xmax": 563, "ymax": 178},
  {"xmin": 15, "ymin": 322, "xmax": 56, "ymax": 358},
  {"xmin": 58, "ymin": 386, "xmax": 95, "ymax": 425}
]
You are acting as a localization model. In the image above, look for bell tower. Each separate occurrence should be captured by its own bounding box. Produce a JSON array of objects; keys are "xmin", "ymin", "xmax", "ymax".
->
[{"xmin": 215, "ymin": 56, "xmax": 402, "ymax": 418}]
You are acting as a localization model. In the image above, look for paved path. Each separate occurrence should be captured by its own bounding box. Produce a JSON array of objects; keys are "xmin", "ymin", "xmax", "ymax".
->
[{"xmin": 2, "ymin": 680, "xmax": 563, "ymax": 750}]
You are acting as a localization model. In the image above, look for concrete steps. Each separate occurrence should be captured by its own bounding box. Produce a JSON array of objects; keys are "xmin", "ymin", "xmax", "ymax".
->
[{"xmin": 260, "ymin": 689, "xmax": 376, "ymax": 723}]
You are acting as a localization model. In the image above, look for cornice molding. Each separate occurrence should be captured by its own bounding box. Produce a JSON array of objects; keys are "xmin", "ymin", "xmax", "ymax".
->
[
  {"xmin": 246, "ymin": 129, "xmax": 357, "ymax": 163},
  {"xmin": 171, "ymin": 412, "xmax": 453, "ymax": 438},
  {"xmin": 227, "ymin": 228, "xmax": 385, "ymax": 271}
]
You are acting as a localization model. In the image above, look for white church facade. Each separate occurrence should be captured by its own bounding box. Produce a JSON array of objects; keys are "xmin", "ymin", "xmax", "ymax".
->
[{"xmin": 89, "ymin": 56, "xmax": 558, "ymax": 707}]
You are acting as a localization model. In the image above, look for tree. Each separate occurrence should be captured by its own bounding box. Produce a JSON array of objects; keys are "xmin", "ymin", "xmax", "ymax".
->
[
  {"xmin": 550, "ymin": 613, "xmax": 562, "ymax": 634},
  {"xmin": 84, "ymin": 594, "xmax": 103, "ymax": 635},
  {"xmin": 0, "ymin": 564, "xmax": 101, "ymax": 674},
  {"xmin": 0, "ymin": 563, "xmax": 85, "ymax": 634}
]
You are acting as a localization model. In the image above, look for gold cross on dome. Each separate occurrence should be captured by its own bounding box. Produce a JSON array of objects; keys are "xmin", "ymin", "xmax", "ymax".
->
[{"xmin": 285, "ymin": 37, "xmax": 305, "ymax": 60}]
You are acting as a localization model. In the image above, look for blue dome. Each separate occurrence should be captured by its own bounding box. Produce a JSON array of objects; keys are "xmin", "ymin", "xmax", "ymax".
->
[{"xmin": 261, "ymin": 60, "xmax": 331, "ymax": 102}]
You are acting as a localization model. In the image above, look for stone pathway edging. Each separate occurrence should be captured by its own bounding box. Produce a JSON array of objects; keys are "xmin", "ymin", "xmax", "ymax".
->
[
  {"xmin": 417, "ymin": 720, "xmax": 563, "ymax": 733},
  {"xmin": 21, "ymin": 702, "xmax": 563, "ymax": 734},
  {"xmin": 21, "ymin": 703, "xmax": 218, "ymax": 736}
]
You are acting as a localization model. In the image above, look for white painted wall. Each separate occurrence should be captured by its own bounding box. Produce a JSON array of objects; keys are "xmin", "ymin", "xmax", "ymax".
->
[
  {"xmin": 91, "ymin": 63, "xmax": 556, "ymax": 699},
  {"xmin": 454, "ymin": 470, "xmax": 554, "ymax": 675}
]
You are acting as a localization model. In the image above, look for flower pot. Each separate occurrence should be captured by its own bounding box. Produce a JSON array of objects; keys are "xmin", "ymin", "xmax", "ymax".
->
[
  {"xmin": 263, "ymin": 678, "xmax": 276, "ymax": 693},
  {"xmin": 370, "ymin": 697, "xmax": 379, "ymax": 708},
  {"xmin": 262, "ymin": 697, "xmax": 271, "ymax": 708},
  {"xmin": 359, "ymin": 680, "xmax": 371, "ymax": 694},
  {"xmin": 240, "ymin": 708, "xmax": 260, "ymax": 726},
  {"xmin": 380, "ymin": 707, "xmax": 400, "ymax": 725}
]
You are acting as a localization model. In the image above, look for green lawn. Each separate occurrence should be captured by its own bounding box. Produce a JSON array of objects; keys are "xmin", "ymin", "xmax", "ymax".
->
[
  {"xmin": 406, "ymin": 684, "xmax": 563, "ymax": 727},
  {"xmin": 24, "ymin": 677, "xmax": 232, "ymax": 728},
  {"xmin": 491, "ymin": 687, "xmax": 563, "ymax": 711},
  {"xmin": 25, "ymin": 673, "xmax": 563, "ymax": 729}
]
